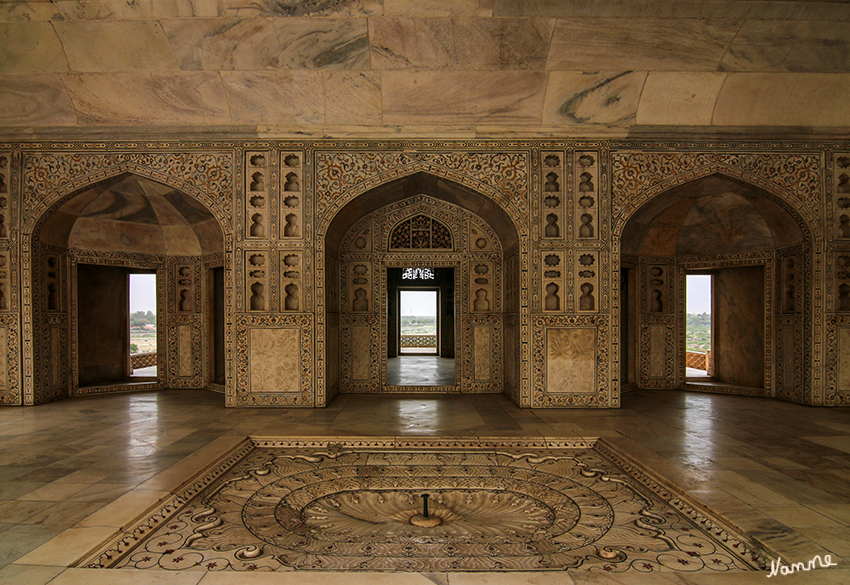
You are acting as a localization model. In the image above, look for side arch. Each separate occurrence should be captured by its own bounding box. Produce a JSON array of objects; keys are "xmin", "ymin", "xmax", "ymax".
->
[
  {"xmin": 21, "ymin": 168, "xmax": 232, "ymax": 405},
  {"xmin": 613, "ymin": 169, "xmax": 821, "ymax": 405}
]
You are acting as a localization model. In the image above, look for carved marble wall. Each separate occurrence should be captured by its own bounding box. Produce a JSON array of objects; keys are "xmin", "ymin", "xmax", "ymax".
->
[{"xmin": 0, "ymin": 139, "xmax": 839, "ymax": 407}]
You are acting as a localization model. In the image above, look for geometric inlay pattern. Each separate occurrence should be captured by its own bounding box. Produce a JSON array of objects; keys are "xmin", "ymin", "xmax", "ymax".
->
[{"xmin": 79, "ymin": 438, "xmax": 771, "ymax": 573}]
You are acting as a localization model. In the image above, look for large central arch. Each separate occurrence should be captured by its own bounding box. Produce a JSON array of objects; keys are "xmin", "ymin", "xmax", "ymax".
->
[{"xmin": 318, "ymin": 172, "xmax": 523, "ymax": 405}]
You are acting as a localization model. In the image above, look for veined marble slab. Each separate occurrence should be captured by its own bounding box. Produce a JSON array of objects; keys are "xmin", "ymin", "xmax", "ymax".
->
[
  {"xmin": 54, "ymin": 20, "xmax": 179, "ymax": 72},
  {"xmin": 0, "ymin": 22, "xmax": 68, "ymax": 73},
  {"xmin": 0, "ymin": 74, "xmax": 77, "ymax": 126},
  {"xmin": 543, "ymin": 71, "xmax": 644, "ymax": 125},
  {"xmin": 370, "ymin": 17, "xmax": 553, "ymax": 70}
]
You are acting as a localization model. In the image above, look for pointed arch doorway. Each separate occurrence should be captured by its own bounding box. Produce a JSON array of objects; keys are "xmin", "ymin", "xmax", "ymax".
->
[{"xmin": 322, "ymin": 173, "xmax": 521, "ymax": 399}]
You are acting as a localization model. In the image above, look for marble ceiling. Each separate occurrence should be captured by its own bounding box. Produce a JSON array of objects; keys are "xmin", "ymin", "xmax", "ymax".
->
[{"xmin": 2, "ymin": 0, "xmax": 850, "ymax": 138}]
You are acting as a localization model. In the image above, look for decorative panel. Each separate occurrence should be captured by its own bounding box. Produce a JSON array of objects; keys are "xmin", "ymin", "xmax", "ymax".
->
[
  {"xmin": 44, "ymin": 252, "xmax": 61, "ymax": 312},
  {"xmin": 235, "ymin": 314, "xmax": 313, "ymax": 406},
  {"xmin": 351, "ymin": 325, "xmax": 371, "ymax": 382},
  {"xmin": 541, "ymin": 151, "xmax": 566, "ymax": 240},
  {"xmin": 347, "ymin": 261, "xmax": 373, "ymax": 314},
  {"xmin": 541, "ymin": 251, "xmax": 566, "ymax": 313},
  {"xmin": 280, "ymin": 252, "xmax": 303, "ymax": 312},
  {"xmin": 780, "ymin": 254, "xmax": 801, "ymax": 313},
  {"xmin": 249, "ymin": 328, "xmax": 300, "ymax": 394},
  {"xmin": 280, "ymin": 152, "xmax": 303, "ymax": 240},
  {"xmin": 545, "ymin": 327, "xmax": 597, "ymax": 394},
  {"xmin": 574, "ymin": 150, "xmax": 599, "ymax": 241},
  {"xmin": 245, "ymin": 151, "xmax": 270, "ymax": 240},
  {"xmin": 473, "ymin": 326, "xmax": 491, "ymax": 382},
  {"xmin": 0, "ymin": 250, "xmax": 10, "ymax": 313},
  {"xmin": 835, "ymin": 251, "xmax": 850, "ymax": 312},
  {"xmin": 0, "ymin": 153, "xmax": 9, "ymax": 242},
  {"xmin": 835, "ymin": 153, "xmax": 850, "ymax": 240},
  {"xmin": 244, "ymin": 250, "xmax": 271, "ymax": 312},
  {"xmin": 469, "ymin": 261, "xmax": 494, "ymax": 313},
  {"xmin": 174, "ymin": 263, "xmax": 196, "ymax": 314},
  {"xmin": 645, "ymin": 263, "xmax": 670, "ymax": 314},
  {"xmin": 575, "ymin": 250, "xmax": 599, "ymax": 313},
  {"xmin": 533, "ymin": 315, "xmax": 609, "ymax": 407}
]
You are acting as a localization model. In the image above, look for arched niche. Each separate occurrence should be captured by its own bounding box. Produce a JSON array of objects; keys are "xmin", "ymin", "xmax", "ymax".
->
[
  {"xmin": 29, "ymin": 173, "xmax": 226, "ymax": 404},
  {"xmin": 322, "ymin": 173, "xmax": 521, "ymax": 403},
  {"xmin": 619, "ymin": 174, "xmax": 810, "ymax": 402}
]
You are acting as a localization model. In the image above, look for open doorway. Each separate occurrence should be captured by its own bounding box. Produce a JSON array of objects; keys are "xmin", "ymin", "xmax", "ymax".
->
[
  {"xmin": 399, "ymin": 289, "xmax": 438, "ymax": 354},
  {"xmin": 386, "ymin": 267, "xmax": 456, "ymax": 387},
  {"xmin": 129, "ymin": 272, "xmax": 157, "ymax": 378},
  {"xmin": 78, "ymin": 264, "xmax": 159, "ymax": 387},
  {"xmin": 685, "ymin": 273, "xmax": 712, "ymax": 379}
]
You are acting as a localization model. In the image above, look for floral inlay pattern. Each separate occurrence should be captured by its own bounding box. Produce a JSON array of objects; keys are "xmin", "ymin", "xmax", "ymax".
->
[{"xmin": 82, "ymin": 439, "xmax": 771, "ymax": 573}]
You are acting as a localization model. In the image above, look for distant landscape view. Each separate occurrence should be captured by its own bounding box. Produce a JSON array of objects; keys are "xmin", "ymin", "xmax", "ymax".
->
[
  {"xmin": 130, "ymin": 310, "xmax": 157, "ymax": 354},
  {"xmin": 686, "ymin": 312, "xmax": 711, "ymax": 353},
  {"xmin": 400, "ymin": 315, "xmax": 436, "ymax": 336}
]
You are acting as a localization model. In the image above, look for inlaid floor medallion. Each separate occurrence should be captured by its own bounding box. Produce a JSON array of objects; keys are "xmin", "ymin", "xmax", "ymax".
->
[{"xmin": 79, "ymin": 438, "xmax": 773, "ymax": 573}]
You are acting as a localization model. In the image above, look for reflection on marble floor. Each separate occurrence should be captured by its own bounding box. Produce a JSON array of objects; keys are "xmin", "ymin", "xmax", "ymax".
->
[
  {"xmin": 387, "ymin": 355, "xmax": 456, "ymax": 386},
  {"xmin": 2, "ymin": 389, "xmax": 850, "ymax": 584},
  {"xmin": 82, "ymin": 438, "xmax": 769, "ymax": 573}
]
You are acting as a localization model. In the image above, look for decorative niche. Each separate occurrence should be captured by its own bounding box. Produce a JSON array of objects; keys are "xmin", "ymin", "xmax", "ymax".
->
[
  {"xmin": 541, "ymin": 251, "xmax": 566, "ymax": 313},
  {"xmin": 245, "ymin": 251, "xmax": 270, "ymax": 312},
  {"xmin": 575, "ymin": 151, "xmax": 599, "ymax": 241},
  {"xmin": 280, "ymin": 152, "xmax": 303, "ymax": 240},
  {"xmin": 246, "ymin": 151, "xmax": 269, "ymax": 240},
  {"xmin": 541, "ymin": 151, "xmax": 566, "ymax": 240},
  {"xmin": 575, "ymin": 250, "xmax": 599, "ymax": 313}
]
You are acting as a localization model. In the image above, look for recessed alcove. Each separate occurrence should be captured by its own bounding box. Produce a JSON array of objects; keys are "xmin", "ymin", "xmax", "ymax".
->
[
  {"xmin": 33, "ymin": 173, "xmax": 225, "ymax": 399},
  {"xmin": 620, "ymin": 174, "xmax": 808, "ymax": 399}
]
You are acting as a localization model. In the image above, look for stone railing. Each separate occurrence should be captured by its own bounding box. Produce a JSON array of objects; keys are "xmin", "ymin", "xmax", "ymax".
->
[
  {"xmin": 400, "ymin": 335, "xmax": 437, "ymax": 348},
  {"xmin": 685, "ymin": 350, "xmax": 711, "ymax": 372},
  {"xmin": 131, "ymin": 352, "xmax": 157, "ymax": 369}
]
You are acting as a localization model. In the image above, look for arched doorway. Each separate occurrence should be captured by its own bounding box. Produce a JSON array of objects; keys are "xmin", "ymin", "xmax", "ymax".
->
[
  {"xmin": 322, "ymin": 173, "xmax": 521, "ymax": 401},
  {"xmin": 29, "ymin": 173, "xmax": 225, "ymax": 402},
  {"xmin": 619, "ymin": 174, "xmax": 810, "ymax": 400}
]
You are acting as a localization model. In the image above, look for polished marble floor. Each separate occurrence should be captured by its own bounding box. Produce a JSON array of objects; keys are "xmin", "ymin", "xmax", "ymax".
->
[
  {"xmin": 0, "ymin": 388, "xmax": 849, "ymax": 584},
  {"xmin": 386, "ymin": 356, "xmax": 456, "ymax": 386}
]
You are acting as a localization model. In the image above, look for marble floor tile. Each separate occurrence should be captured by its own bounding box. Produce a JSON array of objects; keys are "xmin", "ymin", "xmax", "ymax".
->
[
  {"xmin": 0, "ymin": 564, "xmax": 65, "ymax": 585},
  {"xmin": 0, "ymin": 524, "xmax": 64, "ymax": 569}
]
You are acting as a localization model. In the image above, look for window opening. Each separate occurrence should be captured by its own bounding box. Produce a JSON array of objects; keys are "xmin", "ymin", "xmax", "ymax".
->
[
  {"xmin": 129, "ymin": 273, "xmax": 157, "ymax": 377},
  {"xmin": 686, "ymin": 274, "xmax": 712, "ymax": 378}
]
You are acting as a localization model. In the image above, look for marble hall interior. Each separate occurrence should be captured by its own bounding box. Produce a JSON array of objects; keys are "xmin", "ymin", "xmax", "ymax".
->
[{"xmin": 2, "ymin": 1, "xmax": 850, "ymax": 583}]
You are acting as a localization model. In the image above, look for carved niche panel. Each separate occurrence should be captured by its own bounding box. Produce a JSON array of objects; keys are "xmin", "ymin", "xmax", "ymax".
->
[
  {"xmin": 0, "ymin": 252, "xmax": 9, "ymax": 313},
  {"xmin": 347, "ymin": 261, "xmax": 373, "ymax": 314},
  {"xmin": 541, "ymin": 151, "xmax": 566, "ymax": 240},
  {"xmin": 174, "ymin": 263, "xmax": 196, "ymax": 314},
  {"xmin": 0, "ymin": 153, "xmax": 9, "ymax": 241},
  {"xmin": 780, "ymin": 254, "xmax": 801, "ymax": 314},
  {"xmin": 835, "ymin": 153, "xmax": 850, "ymax": 239},
  {"xmin": 836, "ymin": 251, "xmax": 850, "ymax": 313},
  {"xmin": 575, "ymin": 151, "xmax": 599, "ymax": 241},
  {"xmin": 246, "ymin": 151, "xmax": 270, "ymax": 240},
  {"xmin": 575, "ymin": 250, "xmax": 599, "ymax": 314},
  {"xmin": 470, "ymin": 261, "xmax": 494, "ymax": 313},
  {"xmin": 44, "ymin": 253, "xmax": 61, "ymax": 312},
  {"xmin": 245, "ymin": 250, "xmax": 271, "ymax": 312},
  {"xmin": 541, "ymin": 252, "xmax": 565, "ymax": 313},
  {"xmin": 645, "ymin": 263, "xmax": 670, "ymax": 314},
  {"xmin": 281, "ymin": 252, "xmax": 303, "ymax": 312},
  {"xmin": 281, "ymin": 152, "xmax": 303, "ymax": 240}
]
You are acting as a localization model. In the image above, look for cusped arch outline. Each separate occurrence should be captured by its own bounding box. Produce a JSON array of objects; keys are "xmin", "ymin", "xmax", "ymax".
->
[{"xmin": 612, "ymin": 164, "xmax": 821, "ymax": 244}]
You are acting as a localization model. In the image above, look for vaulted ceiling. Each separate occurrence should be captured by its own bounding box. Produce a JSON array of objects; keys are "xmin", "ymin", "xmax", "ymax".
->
[{"xmin": 2, "ymin": 0, "xmax": 850, "ymax": 138}]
